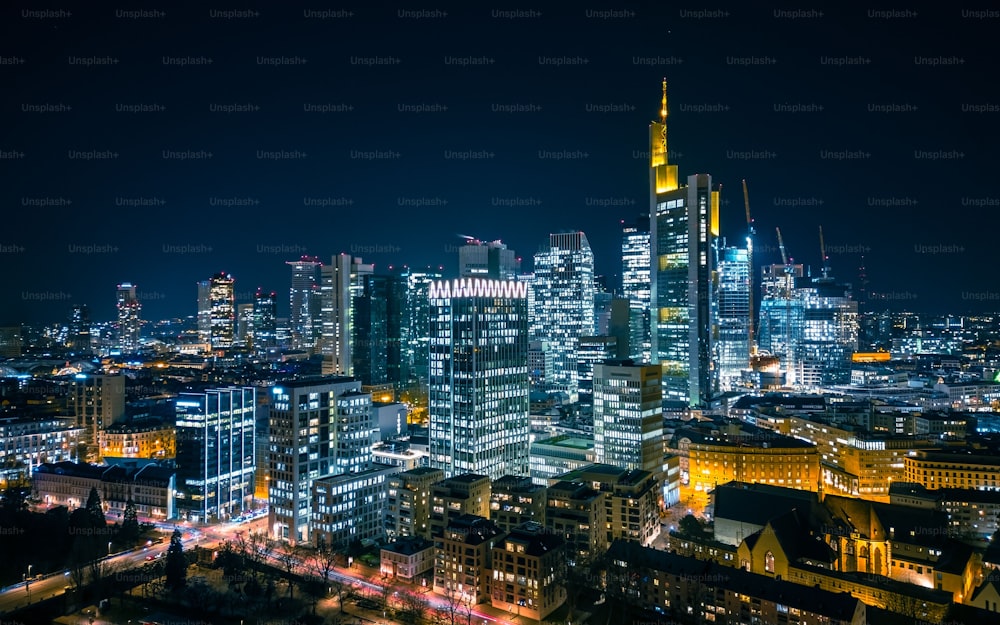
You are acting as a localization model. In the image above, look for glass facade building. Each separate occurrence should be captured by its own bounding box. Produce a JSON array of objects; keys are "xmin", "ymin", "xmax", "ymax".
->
[
  {"xmin": 208, "ymin": 272, "xmax": 235, "ymax": 349},
  {"xmin": 115, "ymin": 282, "xmax": 141, "ymax": 353},
  {"xmin": 531, "ymin": 232, "xmax": 595, "ymax": 395},
  {"xmin": 592, "ymin": 361, "xmax": 663, "ymax": 474},
  {"xmin": 286, "ymin": 256, "xmax": 322, "ymax": 350},
  {"xmin": 717, "ymin": 246, "xmax": 751, "ymax": 391},
  {"xmin": 428, "ymin": 278, "xmax": 530, "ymax": 480},
  {"xmin": 175, "ymin": 386, "xmax": 256, "ymax": 523},
  {"xmin": 621, "ymin": 216, "xmax": 651, "ymax": 361}
]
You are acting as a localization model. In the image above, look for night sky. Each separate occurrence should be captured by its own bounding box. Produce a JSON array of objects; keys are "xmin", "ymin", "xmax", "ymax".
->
[{"xmin": 3, "ymin": 3, "xmax": 997, "ymax": 324}]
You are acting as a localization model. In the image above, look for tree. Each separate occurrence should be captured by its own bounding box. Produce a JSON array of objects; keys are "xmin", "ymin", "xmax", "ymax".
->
[
  {"xmin": 678, "ymin": 514, "xmax": 708, "ymax": 539},
  {"xmin": 85, "ymin": 486, "xmax": 106, "ymax": 529},
  {"xmin": 397, "ymin": 590, "xmax": 430, "ymax": 625},
  {"xmin": 164, "ymin": 528, "xmax": 187, "ymax": 591},
  {"xmin": 308, "ymin": 536, "xmax": 345, "ymax": 614},
  {"xmin": 273, "ymin": 544, "xmax": 299, "ymax": 601},
  {"xmin": 120, "ymin": 498, "xmax": 139, "ymax": 542}
]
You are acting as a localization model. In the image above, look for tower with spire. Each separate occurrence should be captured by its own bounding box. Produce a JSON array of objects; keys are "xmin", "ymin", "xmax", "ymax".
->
[{"xmin": 649, "ymin": 79, "xmax": 721, "ymax": 409}]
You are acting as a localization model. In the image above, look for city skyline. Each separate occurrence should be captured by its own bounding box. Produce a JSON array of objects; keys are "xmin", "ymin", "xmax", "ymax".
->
[{"xmin": 2, "ymin": 6, "xmax": 997, "ymax": 324}]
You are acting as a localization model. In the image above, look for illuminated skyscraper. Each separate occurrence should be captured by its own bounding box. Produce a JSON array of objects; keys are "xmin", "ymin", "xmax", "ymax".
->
[
  {"xmin": 622, "ymin": 216, "xmax": 651, "ymax": 361},
  {"xmin": 717, "ymin": 246, "xmax": 751, "ymax": 391},
  {"xmin": 196, "ymin": 280, "xmax": 211, "ymax": 343},
  {"xmin": 428, "ymin": 279, "xmax": 529, "ymax": 480},
  {"xmin": 458, "ymin": 238, "xmax": 519, "ymax": 279},
  {"xmin": 352, "ymin": 274, "xmax": 389, "ymax": 385},
  {"xmin": 648, "ymin": 81, "xmax": 720, "ymax": 407},
  {"xmin": 593, "ymin": 361, "xmax": 663, "ymax": 474},
  {"xmin": 115, "ymin": 282, "xmax": 142, "ymax": 353},
  {"xmin": 253, "ymin": 288, "xmax": 278, "ymax": 355},
  {"xmin": 175, "ymin": 386, "xmax": 256, "ymax": 523},
  {"xmin": 69, "ymin": 373, "xmax": 125, "ymax": 461},
  {"xmin": 394, "ymin": 266, "xmax": 443, "ymax": 385},
  {"xmin": 320, "ymin": 254, "xmax": 373, "ymax": 375},
  {"xmin": 67, "ymin": 304, "xmax": 91, "ymax": 353},
  {"xmin": 209, "ymin": 272, "xmax": 235, "ymax": 349},
  {"xmin": 532, "ymin": 232, "xmax": 595, "ymax": 395},
  {"xmin": 287, "ymin": 256, "xmax": 322, "ymax": 350},
  {"xmin": 237, "ymin": 303, "xmax": 254, "ymax": 348}
]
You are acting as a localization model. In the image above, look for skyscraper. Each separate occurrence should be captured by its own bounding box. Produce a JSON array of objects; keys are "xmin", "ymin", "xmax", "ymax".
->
[
  {"xmin": 253, "ymin": 288, "xmax": 278, "ymax": 356},
  {"xmin": 196, "ymin": 280, "xmax": 211, "ymax": 343},
  {"xmin": 320, "ymin": 254, "xmax": 373, "ymax": 375},
  {"xmin": 593, "ymin": 360, "xmax": 663, "ymax": 474},
  {"xmin": 287, "ymin": 256, "xmax": 322, "ymax": 350},
  {"xmin": 209, "ymin": 272, "xmax": 235, "ymax": 349},
  {"xmin": 622, "ymin": 216, "xmax": 651, "ymax": 361},
  {"xmin": 395, "ymin": 267, "xmax": 443, "ymax": 386},
  {"xmin": 532, "ymin": 232, "xmax": 595, "ymax": 395},
  {"xmin": 458, "ymin": 238, "xmax": 519, "ymax": 279},
  {"xmin": 268, "ymin": 376, "xmax": 371, "ymax": 544},
  {"xmin": 428, "ymin": 278, "xmax": 530, "ymax": 480},
  {"xmin": 717, "ymin": 246, "xmax": 751, "ymax": 391},
  {"xmin": 115, "ymin": 282, "xmax": 141, "ymax": 353},
  {"xmin": 352, "ymin": 274, "xmax": 389, "ymax": 385},
  {"xmin": 67, "ymin": 304, "xmax": 91, "ymax": 353},
  {"xmin": 237, "ymin": 303, "xmax": 254, "ymax": 348},
  {"xmin": 174, "ymin": 386, "xmax": 256, "ymax": 522},
  {"xmin": 649, "ymin": 81, "xmax": 720, "ymax": 407}
]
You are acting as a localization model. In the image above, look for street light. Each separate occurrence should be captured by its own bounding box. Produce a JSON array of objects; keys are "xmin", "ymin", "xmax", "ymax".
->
[
  {"xmin": 25, "ymin": 564, "xmax": 32, "ymax": 603},
  {"xmin": 108, "ymin": 541, "xmax": 113, "ymax": 555}
]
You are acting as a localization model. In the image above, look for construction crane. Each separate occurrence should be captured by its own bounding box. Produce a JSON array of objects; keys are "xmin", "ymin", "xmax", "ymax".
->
[
  {"xmin": 818, "ymin": 225, "xmax": 830, "ymax": 280},
  {"xmin": 776, "ymin": 227, "xmax": 789, "ymax": 267},
  {"xmin": 743, "ymin": 180, "xmax": 756, "ymax": 357}
]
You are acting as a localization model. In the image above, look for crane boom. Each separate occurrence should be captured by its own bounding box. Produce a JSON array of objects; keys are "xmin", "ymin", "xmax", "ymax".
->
[
  {"xmin": 819, "ymin": 225, "xmax": 829, "ymax": 279},
  {"xmin": 776, "ymin": 227, "xmax": 789, "ymax": 266},
  {"xmin": 743, "ymin": 179, "xmax": 756, "ymax": 357}
]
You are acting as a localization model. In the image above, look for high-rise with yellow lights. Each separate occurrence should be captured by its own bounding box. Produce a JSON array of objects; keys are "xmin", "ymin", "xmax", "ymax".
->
[{"xmin": 649, "ymin": 79, "xmax": 721, "ymax": 408}]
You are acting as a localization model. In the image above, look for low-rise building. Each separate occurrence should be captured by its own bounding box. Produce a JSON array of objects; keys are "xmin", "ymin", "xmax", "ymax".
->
[
  {"xmin": 529, "ymin": 435, "xmax": 595, "ymax": 486},
  {"xmin": 545, "ymin": 481, "xmax": 606, "ymax": 563},
  {"xmin": 32, "ymin": 460, "xmax": 175, "ymax": 520},
  {"xmin": 386, "ymin": 466, "xmax": 444, "ymax": 540},
  {"xmin": 311, "ymin": 463, "xmax": 400, "ymax": 548},
  {"xmin": 0, "ymin": 416, "xmax": 84, "ymax": 485},
  {"xmin": 380, "ymin": 536, "xmax": 434, "ymax": 584},
  {"xmin": 430, "ymin": 473, "xmax": 490, "ymax": 540},
  {"xmin": 904, "ymin": 448, "xmax": 1000, "ymax": 491},
  {"xmin": 557, "ymin": 463, "xmax": 660, "ymax": 546},
  {"xmin": 490, "ymin": 522, "xmax": 566, "ymax": 622},
  {"xmin": 99, "ymin": 418, "xmax": 175, "ymax": 460},
  {"xmin": 489, "ymin": 475, "xmax": 547, "ymax": 533},
  {"xmin": 434, "ymin": 514, "xmax": 503, "ymax": 605}
]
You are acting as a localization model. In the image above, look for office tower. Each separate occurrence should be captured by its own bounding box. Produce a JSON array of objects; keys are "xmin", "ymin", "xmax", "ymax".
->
[
  {"xmin": 67, "ymin": 304, "xmax": 91, "ymax": 353},
  {"xmin": 286, "ymin": 256, "xmax": 322, "ymax": 350},
  {"xmin": 428, "ymin": 279, "xmax": 530, "ymax": 480},
  {"xmin": 68, "ymin": 373, "xmax": 125, "ymax": 461},
  {"xmin": 622, "ymin": 215, "xmax": 652, "ymax": 361},
  {"xmin": 311, "ymin": 463, "xmax": 399, "ymax": 549},
  {"xmin": 394, "ymin": 267, "xmax": 443, "ymax": 386},
  {"xmin": 593, "ymin": 360, "xmax": 663, "ymax": 473},
  {"xmin": 0, "ymin": 327, "xmax": 22, "ymax": 357},
  {"xmin": 196, "ymin": 280, "xmax": 211, "ymax": 343},
  {"xmin": 116, "ymin": 282, "xmax": 142, "ymax": 353},
  {"xmin": 528, "ymin": 341, "xmax": 553, "ymax": 388},
  {"xmin": 458, "ymin": 237, "xmax": 519, "ymax": 279},
  {"xmin": 174, "ymin": 387, "xmax": 256, "ymax": 522},
  {"xmin": 532, "ymin": 232, "xmax": 596, "ymax": 394},
  {"xmin": 758, "ymin": 263, "xmax": 857, "ymax": 387},
  {"xmin": 717, "ymin": 246, "xmax": 751, "ymax": 391},
  {"xmin": 237, "ymin": 303, "xmax": 254, "ymax": 348},
  {"xmin": 253, "ymin": 289, "xmax": 278, "ymax": 355},
  {"xmin": 576, "ymin": 336, "xmax": 618, "ymax": 399},
  {"xmin": 648, "ymin": 81, "xmax": 719, "ymax": 407},
  {"xmin": 208, "ymin": 272, "xmax": 236, "ymax": 349},
  {"xmin": 320, "ymin": 255, "xmax": 373, "ymax": 375},
  {"xmin": 593, "ymin": 286, "xmax": 613, "ymax": 335},
  {"xmin": 267, "ymin": 376, "xmax": 369, "ymax": 544},
  {"xmin": 352, "ymin": 274, "xmax": 389, "ymax": 385}
]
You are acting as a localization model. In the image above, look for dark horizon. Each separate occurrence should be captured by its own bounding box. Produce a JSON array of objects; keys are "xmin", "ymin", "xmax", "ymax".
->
[{"xmin": 2, "ymin": 4, "xmax": 997, "ymax": 324}]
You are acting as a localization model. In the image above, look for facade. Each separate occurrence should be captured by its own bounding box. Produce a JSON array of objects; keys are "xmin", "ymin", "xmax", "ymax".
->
[
  {"xmin": 396, "ymin": 267, "xmax": 443, "ymax": 386},
  {"xmin": 115, "ymin": 282, "xmax": 142, "ymax": 353},
  {"xmin": 490, "ymin": 522, "xmax": 566, "ymax": 622},
  {"xmin": 208, "ymin": 272, "xmax": 236, "ymax": 349},
  {"xmin": 531, "ymin": 232, "xmax": 595, "ymax": 394},
  {"xmin": 320, "ymin": 254, "xmax": 373, "ymax": 375},
  {"xmin": 351, "ymin": 274, "xmax": 403, "ymax": 386},
  {"xmin": 33, "ymin": 461, "xmax": 176, "ymax": 520},
  {"xmin": 310, "ymin": 463, "xmax": 400, "ymax": 548},
  {"xmin": 380, "ymin": 536, "xmax": 435, "ymax": 583},
  {"xmin": 717, "ymin": 246, "xmax": 751, "ymax": 391},
  {"xmin": 267, "ymin": 376, "xmax": 370, "ymax": 544},
  {"xmin": 99, "ymin": 419, "xmax": 175, "ymax": 460},
  {"xmin": 458, "ymin": 238, "xmax": 518, "ymax": 279},
  {"xmin": 0, "ymin": 416, "xmax": 83, "ymax": 484},
  {"xmin": 545, "ymin": 480, "xmax": 607, "ymax": 563},
  {"xmin": 621, "ymin": 215, "xmax": 651, "ymax": 361},
  {"xmin": 891, "ymin": 482, "xmax": 1000, "ymax": 545},
  {"xmin": 237, "ymin": 303, "xmax": 254, "ymax": 348},
  {"xmin": 196, "ymin": 280, "xmax": 211, "ymax": 343},
  {"xmin": 529, "ymin": 435, "xmax": 595, "ymax": 486},
  {"xmin": 67, "ymin": 304, "xmax": 91, "ymax": 353},
  {"xmin": 558, "ymin": 463, "xmax": 661, "ymax": 546},
  {"xmin": 428, "ymin": 278, "xmax": 529, "ymax": 480},
  {"xmin": 593, "ymin": 360, "xmax": 663, "ymax": 473},
  {"xmin": 68, "ymin": 373, "xmax": 125, "ymax": 460},
  {"xmin": 434, "ymin": 514, "xmax": 503, "ymax": 605},
  {"xmin": 429, "ymin": 473, "xmax": 491, "ymax": 540},
  {"xmin": 386, "ymin": 466, "xmax": 444, "ymax": 540},
  {"xmin": 287, "ymin": 255, "xmax": 323, "ymax": 350},
  {"xmin": 174, "ymin": 386, "xmax": 256, "ymax": 522},
  {"xmin": 904, "ymin": 448, "xmax": 1000, "ymax": 491},
  {"xmin": 576, "ymin": 336, "xmax": 618, "ymax": 398},
  {"xmin": 489, "ymin": 474, "xmax": 547, "ymax": 533}
]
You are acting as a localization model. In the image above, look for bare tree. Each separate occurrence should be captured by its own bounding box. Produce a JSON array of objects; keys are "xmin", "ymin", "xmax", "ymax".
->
[
  {"xmin": 436, "ymin": 584, "xmax": 474, "ymax": 625},
  {"xmin": 397, "ymin": 590, "xmax": 430, "ymax": 625},
  {"xmin": 273, "ymin": 544, "xmax": 300, "ymax": 601}
]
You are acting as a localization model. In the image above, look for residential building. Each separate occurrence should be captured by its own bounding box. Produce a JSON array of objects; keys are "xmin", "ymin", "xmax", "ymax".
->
[
  {"xmin": 557, "ymin": 463, "xmax": 660, "ymax": 546},
  {"xmin": 430, "ymin": 473, "xmax": 491, "ymax": 540},
  {"xmin": 490, "ymin": 522, "xmax": 566, "ymax": 622},
  {"xmin": 434, "ymin": 514, "xmax": 503, "ymax": 605},
  {"xmin": 68, "ymin": 373, "xmax": 125, "ymax": 461},
  {"xmin": 380, "ymin": 536, "xmax": 435, "ymax": 583},
  {"xmin": 99, "ymin": 418, "xmax": 175, "ymax": 460},
  {"xmin": 489, "ymin": 475, "xmax": 547, "ymax": 533},
  {"xmin": 545, "ymin": 480, "xmax": 606, "ymax": 563},
  {"xmin": 386, "ymin": 466, "xmax": 444, "ymax": 540},
  {"xmin": 0, "ymin": 416, "xmax": 84, "ymax": 485}
]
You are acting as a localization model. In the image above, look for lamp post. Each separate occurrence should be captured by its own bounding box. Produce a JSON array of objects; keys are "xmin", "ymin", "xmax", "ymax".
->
[
  {"xmin": 25, "ymin": 564, "xmax": 32, "ymax": 602},
  {"xmin": 108, "ymin": 541, "xmax": 113, "ymax": 555}
]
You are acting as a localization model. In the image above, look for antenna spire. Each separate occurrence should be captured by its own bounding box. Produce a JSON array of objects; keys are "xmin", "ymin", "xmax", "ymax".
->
[{"xmin": 660, "ymin": 77, "xmax": 668, "ymax": 122}]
